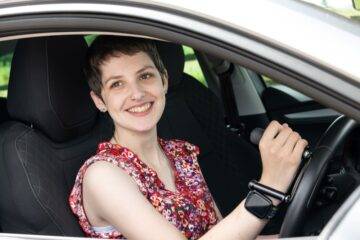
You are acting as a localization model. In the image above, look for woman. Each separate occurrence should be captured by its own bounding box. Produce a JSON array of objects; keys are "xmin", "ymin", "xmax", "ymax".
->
[{"xmin": 69, "ymin": 36, "xmax": 308, "ymax": 239}]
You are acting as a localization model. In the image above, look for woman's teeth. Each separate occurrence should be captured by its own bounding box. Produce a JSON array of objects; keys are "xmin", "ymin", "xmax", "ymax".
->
[{"xmin": 128, "ymin": 102, "xmax": 152, "ymax": 113}]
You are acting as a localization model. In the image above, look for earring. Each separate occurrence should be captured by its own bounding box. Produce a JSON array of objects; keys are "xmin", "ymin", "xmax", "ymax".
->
[{"xmin": 100, "ymin": 107, "xmax": 106, "ymax": 112}]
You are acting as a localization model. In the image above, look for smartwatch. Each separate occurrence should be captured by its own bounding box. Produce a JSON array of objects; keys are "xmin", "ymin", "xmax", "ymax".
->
[
  {"xmin": 244, "ymin": 180, "xmax": 290, "ymax": 219},
  {"xmin": 245, "ymin": 190, "xmax": 278, "ymax": 219}
]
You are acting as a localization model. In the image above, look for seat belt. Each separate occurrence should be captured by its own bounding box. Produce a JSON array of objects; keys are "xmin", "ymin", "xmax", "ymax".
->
[{"xmin": 213, "ymin": 61, "xmax": 245, "ymax": 136}]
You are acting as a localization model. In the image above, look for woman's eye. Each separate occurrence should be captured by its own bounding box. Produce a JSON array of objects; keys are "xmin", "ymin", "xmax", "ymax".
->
[
  {"xmin": 139, "ymin": 73, "xmax": 153, "ymax": 80},
  {"xmin": 110, "ymin": 81, "xmax": 122, "ymax": 89}
]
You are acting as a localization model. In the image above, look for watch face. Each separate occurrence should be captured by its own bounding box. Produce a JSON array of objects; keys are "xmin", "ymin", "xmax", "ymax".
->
[{"xmin": 245, "ymin": 191, "xmax": 273, "ymax": 219}]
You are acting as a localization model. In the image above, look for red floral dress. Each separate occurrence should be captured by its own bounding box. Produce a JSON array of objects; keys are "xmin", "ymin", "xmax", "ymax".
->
[{"xmin": 69, "ymin": 138, "xmax": 218, "ymax": 239}]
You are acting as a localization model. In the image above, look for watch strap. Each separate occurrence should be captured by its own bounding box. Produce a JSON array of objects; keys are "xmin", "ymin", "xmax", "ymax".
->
[{"xmin": 248, "ymin": 180, "xmax": 291, "ymax": 203}]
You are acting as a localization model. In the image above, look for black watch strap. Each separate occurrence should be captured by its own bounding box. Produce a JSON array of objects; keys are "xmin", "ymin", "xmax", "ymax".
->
[
  {"xmin": 245, "ymin": 190, "xmax": 278, "ymax": 219},
  {"xmin": 248, "ymin": 180, "xmax": 291, "ymax": 203}
]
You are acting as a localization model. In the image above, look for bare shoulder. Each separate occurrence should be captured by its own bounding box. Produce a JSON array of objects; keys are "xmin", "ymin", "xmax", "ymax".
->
[
  {"xmin": 84, "ymin": 160, "xmax": 121, "ymax": 177},
  {"xmin": 83, "ymin": 160, "xmax": 137, "ymax": 195}
]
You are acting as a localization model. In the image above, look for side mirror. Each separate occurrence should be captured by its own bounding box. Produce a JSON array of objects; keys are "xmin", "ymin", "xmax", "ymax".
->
[{"xmin": 353, "ymin": 0, "xmax": 360, "ymax": 10}]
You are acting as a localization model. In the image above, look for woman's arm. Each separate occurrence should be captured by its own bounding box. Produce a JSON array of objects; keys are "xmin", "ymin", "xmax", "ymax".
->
[
  {"xmin": 83, "ymin": 161, "xmax": 187, "ymax": 239},
  {"xmin": 83, "ymin": 120, "xmax": 307, "ymax": 240},
  {"xmin": 84, "ymin": 161, "xmax": 266, "ymax": 240}
]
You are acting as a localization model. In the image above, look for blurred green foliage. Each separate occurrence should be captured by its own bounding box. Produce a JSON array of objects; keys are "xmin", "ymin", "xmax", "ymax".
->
[
  {"xmin": 354, "ymin": 0, "xmax": 360, "ymax": 10},
  {"xmin": 182, "ymin": 46, "xmax": 207, "ymax": 87},
  {"xmin": 0, "ymin": 53, "xmax": 12, "ymax": 98},
  {"xmin": 85, "ymin": 35, "xmax": 97, "ymax": 46}
]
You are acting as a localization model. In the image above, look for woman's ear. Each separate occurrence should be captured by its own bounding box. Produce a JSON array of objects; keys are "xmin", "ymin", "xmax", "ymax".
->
[{"xmin": 90, "ymin": 90, "xmax": 107, "ymax": 112}]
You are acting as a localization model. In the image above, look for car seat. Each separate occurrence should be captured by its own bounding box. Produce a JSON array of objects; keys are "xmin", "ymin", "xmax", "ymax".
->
[
  {"xmin": 0, "ymin": 97, "xmax": 9, "ymax": 123},
  {"xmin": 0, "ymin": 36, "xmax": 110, "ymax": 235}
]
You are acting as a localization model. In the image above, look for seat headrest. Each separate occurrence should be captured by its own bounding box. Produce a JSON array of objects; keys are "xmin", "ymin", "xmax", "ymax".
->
[
  {"xmin": 155, "ymin": 41, "xmax": 185, "ymax": 91},
  {"xmin": 7, "ymin": 36, "xmax": 97, "ymax": 143}
]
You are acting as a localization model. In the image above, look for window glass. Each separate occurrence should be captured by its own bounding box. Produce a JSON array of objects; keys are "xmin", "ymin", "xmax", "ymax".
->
[
  {"xmin": 183, "ymin": 46, "xmax": 207, "ymax": 87},
  {"xmin": 0, "ymin": 52, "xmax": 12, "ymax": 98}
]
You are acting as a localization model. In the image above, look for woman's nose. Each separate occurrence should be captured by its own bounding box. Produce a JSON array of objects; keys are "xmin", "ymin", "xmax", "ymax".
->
[{"xmin": 129, "ymin": 83, "xmax": 145, "ymax": 101}]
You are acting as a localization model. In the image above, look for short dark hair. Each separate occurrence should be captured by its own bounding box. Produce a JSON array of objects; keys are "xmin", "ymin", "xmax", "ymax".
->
[{"xmin": 84, "ymin": 35, "xmax": 167, "ymax": 99}]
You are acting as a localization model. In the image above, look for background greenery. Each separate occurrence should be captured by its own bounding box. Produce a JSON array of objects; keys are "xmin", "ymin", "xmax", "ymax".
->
[
  {"xmin": 355, "ymin": 0, "xmax": 360, "ymax": 9},
  {"xmin": 183, "ymin": 46, "xmax": 207, "ymax": 87},
  {"xmin": 0, "ymin": 53, "xmax": 12, "ymax": 98}
]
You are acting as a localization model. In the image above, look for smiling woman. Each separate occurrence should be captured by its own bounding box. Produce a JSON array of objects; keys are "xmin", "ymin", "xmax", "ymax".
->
[
  {"xmin": 65, "ymin": 35, "xmax": 309, "ymax": 240},
  {"xmin": 0, "ymin": 1, "xmax": 359, "ymax": 240},
  {"xmin": 69, "ymin": 36, "xmax": 220, "ymax": 239}
]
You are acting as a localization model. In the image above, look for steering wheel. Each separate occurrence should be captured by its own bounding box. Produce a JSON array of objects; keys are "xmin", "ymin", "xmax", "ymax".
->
[{"xmin": 279, "ymin": 115, "xmax": 358, "ymax": 237}]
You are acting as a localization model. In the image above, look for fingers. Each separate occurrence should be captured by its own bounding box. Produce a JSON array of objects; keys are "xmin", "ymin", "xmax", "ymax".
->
[
  {"xmin": 273, "ymin": 124, "xmax": 292, "ymax": 150},
  {"xmin": 259, "ymin": 121, "xmax": 283, "ymax": 148},
  {"xmin": 259, "ymin": 120, "xmax": 308, "ymax": 193},
  {"xmin": 281, "ymin": 131, "xmax": 301, "ymax": 155},
  {"xmin": 261, "ymin": 120, "xmax": 304, "ymax": 156},
  {"xmin": 291, "ymin": 138, "xmax": 308, "ymax": 160}
]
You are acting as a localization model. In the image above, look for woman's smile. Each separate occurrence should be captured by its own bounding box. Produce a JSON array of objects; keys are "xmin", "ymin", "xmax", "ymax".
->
[{"xmin": 126, "ymin": 101, "xmax": 154, "ymax": 117}]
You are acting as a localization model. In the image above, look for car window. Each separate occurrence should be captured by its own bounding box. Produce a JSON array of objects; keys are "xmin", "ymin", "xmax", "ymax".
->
[
  {"xmin": 0, "ymin": 52, "xmax": 12, "ymax": 98},
  {"xmin": 183, "ymin": 46, "xmax": 207, "ymax": 87}
]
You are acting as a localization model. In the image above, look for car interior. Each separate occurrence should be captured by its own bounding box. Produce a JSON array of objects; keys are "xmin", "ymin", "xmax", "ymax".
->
[{"xmin": 0, "ymin": 34, "xmax": 359, "ymax": 237}]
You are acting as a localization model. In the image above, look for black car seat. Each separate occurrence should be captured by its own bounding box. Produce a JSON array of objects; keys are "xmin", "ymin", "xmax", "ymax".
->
[
  {"xmin": 0, "ymin": 36, "xmax": 114, "ymax": 236},
  {"xmin": 0, "ymin": 97, "xmax": 9, "ymax": 123},
  {"xmin": 157, "ymin": 44, "xmax": 278, "ymax": 232},
  {"xmin": 155, "ymin": 42, "xmax": 261, "ymax": 216}
]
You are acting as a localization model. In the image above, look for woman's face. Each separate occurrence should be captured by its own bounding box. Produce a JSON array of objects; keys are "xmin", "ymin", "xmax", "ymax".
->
[{"xmin": 91, "ymin": 51, "xmax": 168, "ymax": 134}]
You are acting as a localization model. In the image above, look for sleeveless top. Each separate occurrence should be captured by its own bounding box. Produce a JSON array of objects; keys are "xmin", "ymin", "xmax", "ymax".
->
[{"xmin": 69, "ymin": 138, "xmax": 218, "ymax": 239}]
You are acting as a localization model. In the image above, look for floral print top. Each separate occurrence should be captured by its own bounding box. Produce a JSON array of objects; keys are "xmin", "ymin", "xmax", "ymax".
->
[{"xmin": 69, "ymin": 138, "xmax": 218, "ymax": 239}]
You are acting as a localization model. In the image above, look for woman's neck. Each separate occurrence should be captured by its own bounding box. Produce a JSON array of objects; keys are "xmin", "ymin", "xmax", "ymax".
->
[{"xmin": 111, "ymin": 126, "xmax": 162, "ymax": 167}]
